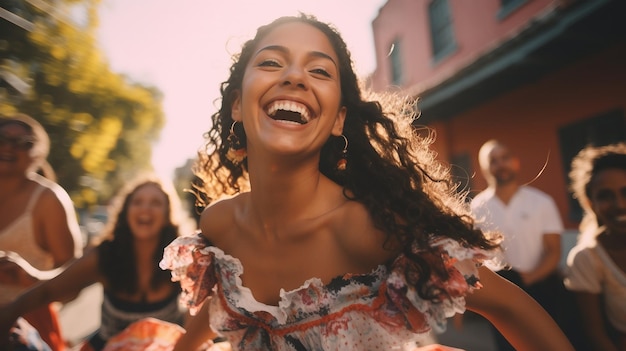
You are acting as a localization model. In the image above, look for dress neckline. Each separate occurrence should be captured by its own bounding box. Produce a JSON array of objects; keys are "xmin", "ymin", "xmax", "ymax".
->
[
  {"xmin": 206, "ymin": 245, "xmax": 387, "ymax": 318},
  {"xmin": 0, "ymin": 184, "xmax": 44, "ymax": 236},
  {"xmin": 594, "ymin": 243, "xmax": 626, "ymax": 282}
]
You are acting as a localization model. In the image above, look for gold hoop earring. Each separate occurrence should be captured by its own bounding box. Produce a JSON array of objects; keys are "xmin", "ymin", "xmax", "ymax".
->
[
  {"xmin": 336, "ymin": 134, "xmax": 348, "ymax": 171},
  {"xmin": 226, "ymin": 121, "xmax": 247, "ymax": 165}
]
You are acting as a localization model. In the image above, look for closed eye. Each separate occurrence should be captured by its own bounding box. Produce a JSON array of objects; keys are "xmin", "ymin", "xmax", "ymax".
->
[{"xmin": 310, "ymin": 68, "xmax": 331, "ymax": 78}]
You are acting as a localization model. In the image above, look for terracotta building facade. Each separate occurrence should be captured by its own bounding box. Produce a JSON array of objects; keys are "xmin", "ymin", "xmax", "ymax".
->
[{"xmin": 368, "ymin": 0, "xmax": 626, "ymax": 230}]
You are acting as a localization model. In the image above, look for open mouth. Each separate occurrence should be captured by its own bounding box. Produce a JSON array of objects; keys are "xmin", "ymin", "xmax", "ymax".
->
[
  {"xmin": 266, "ymin": 100, "xmax": 312, "ymax": 125},
  {"xmin": 136, "ymin": 217, "xmax": 154, "ymax": 227}
]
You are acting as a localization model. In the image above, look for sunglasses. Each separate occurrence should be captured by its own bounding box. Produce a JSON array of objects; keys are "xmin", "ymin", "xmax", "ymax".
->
[{"xmin": 0, "ymin": 134, "xmax": 36, "ymax": 150}]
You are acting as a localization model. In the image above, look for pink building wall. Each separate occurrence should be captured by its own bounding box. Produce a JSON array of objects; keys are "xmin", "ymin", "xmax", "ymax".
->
[
  {"xmin": 369, "ymin": 0, "xmax": 626, "ymax": 230},
  {"xmin": 370, "ymin": 0, "xmax": 564, "ymax": 93}
]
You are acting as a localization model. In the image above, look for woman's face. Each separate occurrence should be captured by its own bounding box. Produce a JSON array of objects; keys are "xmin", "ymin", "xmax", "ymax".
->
[
  {"xmin": 232, "ymin": 21, "xmax": 346, "ymax": 160},
  {"xmin": 589, "ymin": 168, "xmax": 626, "ymax": 235},
  {"xmin": 0, "ymin": 122, "xmax": 35, "ymax": 176},
  {"xmin": 127, "ymin": 183, "xmax": 169, "ymax": 241}
]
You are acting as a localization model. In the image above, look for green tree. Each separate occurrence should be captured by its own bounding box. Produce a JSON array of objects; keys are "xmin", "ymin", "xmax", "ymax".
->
[{"xmin": 1, "ymin": 0, "xmax": 165, "ymax": 209}]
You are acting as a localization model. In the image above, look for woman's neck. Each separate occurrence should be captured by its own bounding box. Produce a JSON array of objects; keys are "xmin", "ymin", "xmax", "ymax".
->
[
  {"xmin": 245, "ymin": 162, "xmax": 345, "ymax": 240},
  {"xmin": 133, "ymin": 236, "xmax": 160, "ymax": 259},
  {"xmin": 249, "ymin": 155, "xmax": 322, "ymax": 203},
  {"xmin": 0, "ymin": 174, "xmax": 29, "ymax": 194},
  {"xmin": 0, "ymin": 176, "xmax": 31, "ymax": 209}
]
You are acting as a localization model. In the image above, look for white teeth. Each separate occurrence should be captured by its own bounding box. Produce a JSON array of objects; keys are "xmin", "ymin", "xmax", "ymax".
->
[
  {"xmin": 267, "ymin": 100, "xmax": 311, "ymax": 122},
  {"xmin": 275, "ymin": 120, "xmax": 302, "ymax": 126}
]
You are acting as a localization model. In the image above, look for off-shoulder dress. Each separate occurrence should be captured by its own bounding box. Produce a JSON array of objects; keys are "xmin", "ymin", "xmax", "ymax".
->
[{"xmin": 159, "ymin": 232, "xmax": 498, "ymax": 351}]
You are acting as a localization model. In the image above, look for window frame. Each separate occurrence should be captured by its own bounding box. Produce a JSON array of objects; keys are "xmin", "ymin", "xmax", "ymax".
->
[{"xmin": 428, "ymin": 0, "xmax": 457, "ymax": 63}]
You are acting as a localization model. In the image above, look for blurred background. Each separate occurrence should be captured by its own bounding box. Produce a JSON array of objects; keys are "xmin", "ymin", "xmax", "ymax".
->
[
  {"xmin": 0, "ymin": 0, "xmax": 387, "ymax": 245},
  {"xmin": 2, "ymin": 0, "xmax": 625, "ymax": 348}
]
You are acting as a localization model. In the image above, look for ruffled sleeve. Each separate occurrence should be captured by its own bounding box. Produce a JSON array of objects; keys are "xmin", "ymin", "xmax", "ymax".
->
[
  {"xmin": 384, "ymin": 237, "xmax": 501, "ymax": 333},
  {"xmin": 159, "ymin": 232, "xmax": 218, "ymax": 315}
]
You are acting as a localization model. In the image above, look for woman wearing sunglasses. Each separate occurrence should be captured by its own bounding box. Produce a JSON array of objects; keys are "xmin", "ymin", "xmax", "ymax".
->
[{"xmin": 0, "ymin": 113, "xmax": 83, "ymax": 351}]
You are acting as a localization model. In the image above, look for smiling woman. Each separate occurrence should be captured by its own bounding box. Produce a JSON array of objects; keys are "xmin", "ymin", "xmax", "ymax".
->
[
  {"xmin": 0, "ymin": 113, "xmax": 83, "ymax": 351},
  {"xmin": 96, "ymin": 0, "xmax": 386, "ymax": 180},
  {"xmin": 565, "ymin": 143, "xmax": 626, "ymax": 350},
  {"xmin": 157, "ymin": 13, "xmax": 575, "ymax": 351},
  {"xmin": 0, "ymin": 175, "xmax": 189, "ymax": 350}
]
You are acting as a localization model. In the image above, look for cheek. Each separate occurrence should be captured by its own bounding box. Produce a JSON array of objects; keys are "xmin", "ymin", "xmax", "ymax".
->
[
  {"xmin": 126, "ymin": 208, "xmax": 137, "ymax": 219},
  {"xmin": 591, "ymin": 199, "xmax": 611, "ymax": 217},
  {"xmin": 158, "ymin": 213, "xmax": 167, "ymax": 226},
  {"xmin": 321, "ymin": 85, "xmax": 343, "ymax": 109},
  {"xmin": 241, "ymin": 70, "xmax": 269, "ymax": 95},
  {"xmin": 510, "ymin": 158, "xmax": 521, "ymax": 171},
  {"xmin": 156, "ymin": 209, "xmax": 168, "ymax": 223}
]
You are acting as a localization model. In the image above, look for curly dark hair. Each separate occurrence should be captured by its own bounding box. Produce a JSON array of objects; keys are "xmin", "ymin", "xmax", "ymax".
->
[
  {"xmin": 569, "ymin": 142, "xmax": 626, "ymax": 232},
  {"xmin": 98, "ymin": 178, "xmax": 180, "ymax": 295},
  {"xmin": 194, "ymin": 13, "xmax": 500, "ymax": 300}
]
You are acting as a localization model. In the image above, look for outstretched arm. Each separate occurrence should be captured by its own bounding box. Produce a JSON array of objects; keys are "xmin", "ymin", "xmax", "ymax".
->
[
  {"xmin": 466, "ymin": 266, "xmax": 574, "ymax": 351},
  {"xmin": 0, "ymin": 248, "xmax": 100, "ymax": 346},
  {"xmin": 174, "ymin": 298, "xmax": 219, "ymax": 351}
]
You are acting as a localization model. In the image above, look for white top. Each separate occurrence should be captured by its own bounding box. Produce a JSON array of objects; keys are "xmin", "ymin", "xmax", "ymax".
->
[
  {"xmin": 0, "ymin": 185, "xmax": 54, "ymax": 303},
  {"xmin": 470, "ymin": 186, "xmax": 563, "ymax": 272},
  {"xmin": 565, "ymin": 239, "xmax": 626, "ymax": 333}
]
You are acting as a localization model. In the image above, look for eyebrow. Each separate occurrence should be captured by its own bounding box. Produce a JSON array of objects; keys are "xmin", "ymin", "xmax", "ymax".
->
[{"xmin": 255, "ymin": 45, "xmax": 338, "ymax": 69}]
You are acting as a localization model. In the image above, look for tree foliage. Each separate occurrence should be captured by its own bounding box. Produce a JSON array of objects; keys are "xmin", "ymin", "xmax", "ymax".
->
[{"xmin": 0, "ymin": 0, "xmax": 165, "ymax": 209}]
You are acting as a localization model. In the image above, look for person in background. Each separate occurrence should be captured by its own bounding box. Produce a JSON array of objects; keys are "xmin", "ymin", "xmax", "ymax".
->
[
  {"xmin": 565, "ymin": 142, "xmax": 626, "ymax": 351},
  {"xmin": 0, "ymin": 113, "xmax": 83, "ymax": 351},
  {"xmin": 469, "ymin": 139, "xmax": 575, "ymax": 350},
  {"xmin": 159, "ymin": 14, "xmax": 573, "ymax": 351},
  {"xmin": 0, "ymin": 175, "xmax": 189, "ymax": 350}
]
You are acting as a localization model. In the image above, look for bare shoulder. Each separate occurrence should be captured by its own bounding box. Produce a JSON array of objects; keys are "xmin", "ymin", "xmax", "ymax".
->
[
  {"xmin": 199, "ymin": 193, "xmax": 245, "ymax": 246},
  {"xmin": 28, "ymin": 175, "xmax": 83, "ymax": 256},
  {"xmin": 334, "ymin": 200, "xmax": 397, "ymax": 267},
  {"xmin": 30, "ymin": 180, "xmax": 79, "ymax": 235},
  {"xmin": 31, "ymin": 185, "xmax": 66, "ymax": 216},
  {"xmin": 29, "ymin": 174, "xmax": 73, "ymax": 210}
]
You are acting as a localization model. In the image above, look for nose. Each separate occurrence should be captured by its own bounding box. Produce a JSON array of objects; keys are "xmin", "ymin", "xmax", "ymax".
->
[{"xmin": 280, "ymin": 64, "xmax": 308, "ymax": 90}]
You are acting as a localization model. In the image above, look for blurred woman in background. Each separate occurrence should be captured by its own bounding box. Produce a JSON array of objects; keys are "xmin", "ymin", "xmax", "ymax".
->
[
  {"xmin": 0, "ymin": 175, "xmax": 190, "ymax": 350},
  {"xmin": 565, "ymin": 142, "xmax": 626, "ymax": 351},
  {"xmin": 0, "ymin": 113, "xmax": 83, "ymax": 351}
]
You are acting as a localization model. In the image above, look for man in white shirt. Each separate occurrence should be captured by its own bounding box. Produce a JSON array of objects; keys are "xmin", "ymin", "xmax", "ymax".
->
[{"xmin": 471, "ymin": 139, "xmax": 568, "ymax": 350}]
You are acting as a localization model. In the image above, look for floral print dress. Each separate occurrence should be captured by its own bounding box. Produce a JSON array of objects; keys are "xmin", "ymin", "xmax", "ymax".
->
[{"xmin": 159, "ymin": 233, "xmax": 497, "ymax": 351}]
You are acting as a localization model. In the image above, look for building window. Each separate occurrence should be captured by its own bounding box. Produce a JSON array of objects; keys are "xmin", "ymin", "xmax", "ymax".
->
[
  {"xmin": 428, "ymin": 0, "xmax": 456, "ymax": 63},
  {"xmin": 558, "ymin": 109, "xmax": 626, "ymax": 221},
  {"xmin": 498, "ymin": 0, "xmax": 528, "ymax": 20},
  {"xmin": 389, "ymin": 39, "xmax": 403, "ymax": 85}
]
